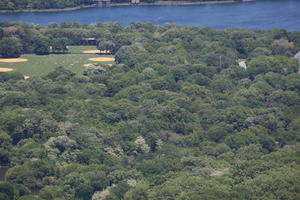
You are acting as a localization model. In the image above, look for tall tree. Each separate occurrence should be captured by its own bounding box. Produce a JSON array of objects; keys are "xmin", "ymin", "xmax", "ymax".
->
[{"xmin": 0, "ymin": 37, "xmax": 22, "ymax": 58}]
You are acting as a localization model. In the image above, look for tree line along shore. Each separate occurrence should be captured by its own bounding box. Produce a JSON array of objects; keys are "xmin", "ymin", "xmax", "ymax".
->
[{"xmin": 0, "ymin": 0, "xmax": 255, "ymax": 13}]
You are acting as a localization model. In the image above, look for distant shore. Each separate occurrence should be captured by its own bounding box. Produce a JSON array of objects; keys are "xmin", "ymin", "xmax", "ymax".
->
[{"xmin": 0, "ymin": 0, "xmax": 255, "ymax": 13}]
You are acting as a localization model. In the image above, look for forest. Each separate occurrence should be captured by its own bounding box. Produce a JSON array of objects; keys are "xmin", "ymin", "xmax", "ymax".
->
[
  {"xmin": 0, "ymin": 0, "xmax": 239, "ymax": 10},
  {"xmin": 0, "ymin": 21, "xmax": 300, "ymax": 200}
]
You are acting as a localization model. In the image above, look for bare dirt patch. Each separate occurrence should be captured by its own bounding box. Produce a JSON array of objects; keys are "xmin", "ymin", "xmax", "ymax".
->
[
  {"xmin": 83, "ymin": 63, "xmax": 94, "ymax": 67},
  {"xmin": 210, "ymin": 168, "xmax": 230, "ymax": 177},
  {"xmin": 0, "ymin": 58, "xmax": 28, "ymax": 63},
  {"xmin": 88, "ymin": 57, "xmax": 115, "ymax": 62},
  {"xmin": 0, "ymin": 68, "xmax": 14, "ymax": 72}
]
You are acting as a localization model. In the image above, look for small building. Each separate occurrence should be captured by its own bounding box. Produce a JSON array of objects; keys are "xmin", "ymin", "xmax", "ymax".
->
[
  {"xmin": 238, "ymin": 60, "xmax": 247, "ymax": 69},
  {"xmin": 131, "ymin": 0, "xmax": 140, "ymax": 5},
  {"xmin": 83, "ymin": 38, "xmax": 97, "ymax": 45},
  {"xmin": 295, "ymin": 51, "xmax": 300, "ymax": 73},
  {"xmin": 295, "ymin": 51, "xmax": 300, "ymax": 62},
  {"xmin": 95, "ymin": 0, "xmax": 111, "ymax": 7}
]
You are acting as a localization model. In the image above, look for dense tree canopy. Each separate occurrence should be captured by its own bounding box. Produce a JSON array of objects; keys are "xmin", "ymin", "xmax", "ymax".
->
[
  {"xmin": 0, "ymin": 22, "xmax": 300, "ymax": 200},
  {"xmin": 0, "ymin": 37, "xmax": 22, "ymax": 58}
]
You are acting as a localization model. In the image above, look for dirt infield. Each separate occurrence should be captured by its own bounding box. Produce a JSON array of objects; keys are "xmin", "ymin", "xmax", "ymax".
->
[
  {"xmin": 0, "ymin": 68, "xmax": 14, "ymax": 72},
  {"xmin": 24, "ymin": 76, "xmax": 30, "ymax": 79},
  {"xmin": 83, "ymin": 50, "xmax": 111, "ymax": 54},
  {"xmin": 0, "ymin": 58, "xmax": 28, "ymax": 63},
  {"xmin": 88, "ymin": 57, "xmax": 115, "ymax": 62},
  {"xmin": 83, "ymin": 63, "xmax": 94, "ymax": 67}
]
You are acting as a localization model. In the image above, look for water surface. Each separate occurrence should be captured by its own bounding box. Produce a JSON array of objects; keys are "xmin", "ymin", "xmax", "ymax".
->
[{"xmin": 0, "ymin": 0, "xmax": 300, "ymax": 30}]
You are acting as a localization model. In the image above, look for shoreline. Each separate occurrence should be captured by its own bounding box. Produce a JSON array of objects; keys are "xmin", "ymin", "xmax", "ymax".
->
[{"xmin": 0, "ymin": 0, "xmax": 255, "ymax": 13}]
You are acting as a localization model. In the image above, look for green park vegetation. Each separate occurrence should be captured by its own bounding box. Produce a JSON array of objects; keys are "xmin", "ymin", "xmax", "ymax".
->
[
  {"xmin": 0, "ymin": 46, "xmax": 114, "ymax": 76},
  {"xmin": 0, "ymin": 21, "xmax": 300, "ymax": 200}
]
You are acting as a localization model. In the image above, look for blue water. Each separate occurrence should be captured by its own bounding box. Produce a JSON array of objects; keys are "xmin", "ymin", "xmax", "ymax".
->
[{"xmin": 0, "ymin": 0, "xmax": 300, "ymax": 30}]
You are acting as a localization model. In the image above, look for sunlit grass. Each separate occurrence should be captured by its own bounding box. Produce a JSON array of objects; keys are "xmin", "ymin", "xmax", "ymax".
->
[{"xmin": 0, "ymin": 46, "xmax": 114, "ymax": 77}]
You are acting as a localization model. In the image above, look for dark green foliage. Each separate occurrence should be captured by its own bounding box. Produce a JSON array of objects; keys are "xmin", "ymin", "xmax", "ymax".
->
[
  {"xmin": 33, "ymin": 35, "xmax": 50, "ymax": 55},
  {"xmin": 0, "ymin": 0, "xmax": 241, "ymax": 10},
  {"xmin": 0, "ymin": 0, "xmax": 94, "ymax": 10},
  {"xmin": 0, "ymin": 28, "xmax": 3, "ymax": 39},
  {"xmin": 234, "ymin": 166, "xmax": 300, "ymax": 200},
  {"xmin": 45, "ymin": 66, "xmax": 75, "ymax": 81},
  {"xmin": 0, "ymin": 37, "xmax": 22, "ymax": 58},
  {"xmin": 137, "ymin": 160, "xmax": 166, "ymax": 176},
  {"xmin": 0, "ymin": 72, "xmax": 23, "ymax": 82},
  {"xmin": 0, "ymin": 183, "xmax": 14, "ymax": 200},
  {"xmin": 0, "ymin": 193, "xmax": 9, "ymax": 200},
  {"xmin": 0, "ymin": 150, "xmax": 10, "ymax": 165},
  {"xmin": 225, "ymin": 130, "xmax": 259, "ymax": 149},
  {"xmin": 17, "ymin": 195, "xmax": 44, "ymax": 200},
  {"xmin": 248, "ymin": 56, "xmax": 298, "ymax": 78},
  {"xmin": 6, "ymin": 160, "xmax": 55, "ymax": 190},
  {"xmin": 110, "ymin": 182, "xmax": 131, "ymax": 199},
  {"xmin": 98, "ymin": 41, "xmax": 117, "ymax": 54},
  {"xmin": 51, "ymin": 38, "xmax": 69, "ymax": 53},
  {"xmin": 0, "ymin": 22, "xmax": 299, "ymax": 200},
  {"xmin": 115, "ymin": 43, "xmax": 149, "ymax": 67}
]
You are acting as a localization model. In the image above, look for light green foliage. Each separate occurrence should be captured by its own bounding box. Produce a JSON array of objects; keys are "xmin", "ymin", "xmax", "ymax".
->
[
  {"xmin": 149, "ymin": 174, "xmax": 232, "ymax": 200},
  {"xmin": 235, "ymin": 166, "xmax": 300, "ymax": 200},
  {"xmin": 285, "ymin": 73, "xmax": 300, "ymax": 91},
  {"xmin": 115, "ymin": 43, "xmax": 149, "ymax": 67},
  {"xmin": 271, "ymin": 39, "xmax": 295, "ymax": 56},
  {"xmin": 0, "ymin": 131, "xmax": 12, "ymax": 149},
  {"xmin": 248, "ymin": 56, "xmax": 298, "ymax": 77},
  {"xmin": 134, "ymin": 136, "xmax": 150, "ymax": 153},
  {"xmin": 225, "ymin": 130, "xmax": 259, "ymax": 149},
  {"xmin": 124, "ymin": 183, "xmax": 148, "ymax": 200},
  {"xmin": 44, "ymin": 136, "xmax": 78, "ymax": 161},
  {"xmin": 5, "ymin": 160, "xmax": 55, "ymax": 190},
  {"xmin": 0, "ymin": 22, "xmax": 299, "ymax": 200},
  {"xmin": 39, "ymin": 186, "xmax": 65, "ymax": 200}
]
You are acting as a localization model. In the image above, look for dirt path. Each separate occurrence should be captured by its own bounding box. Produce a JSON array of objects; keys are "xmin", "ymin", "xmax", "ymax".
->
[
  {"xmin": 0, "ymin": 58, "xmax": 28, "ymax": 63},
  {"xmin": 0, "ymin": 68, "xmax": 14, "ymax": 72},
  {"xmin": 89, "ymin": 57, "xmax": 114, "ymax": 62}
]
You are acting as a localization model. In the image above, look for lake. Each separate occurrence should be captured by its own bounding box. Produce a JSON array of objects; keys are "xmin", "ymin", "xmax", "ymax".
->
[{"xmin": 0, "ymin": 0, "xmax": 300, "ymax": 30}]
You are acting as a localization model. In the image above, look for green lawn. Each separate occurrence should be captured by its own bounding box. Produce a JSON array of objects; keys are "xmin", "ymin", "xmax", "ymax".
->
[{"xmin": 0, "ymin": 46, "xmax": 115, "ymax": 77}]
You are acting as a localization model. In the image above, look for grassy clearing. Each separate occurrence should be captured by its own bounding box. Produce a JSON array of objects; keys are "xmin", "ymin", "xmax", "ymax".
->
[{"xmin": 0, "ymin": 46, "xmax": 114, "ymax": 77}]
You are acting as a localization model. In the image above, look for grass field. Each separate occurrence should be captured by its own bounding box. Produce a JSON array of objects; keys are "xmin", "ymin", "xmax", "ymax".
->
[{"xmin": 0, "ymin": 46, "xmax": 115, "ymax": 77}]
